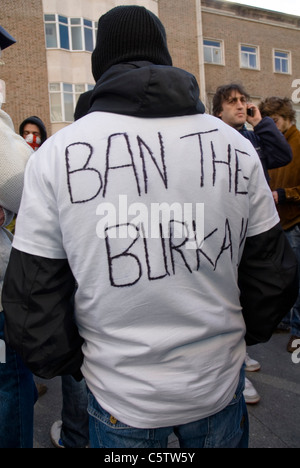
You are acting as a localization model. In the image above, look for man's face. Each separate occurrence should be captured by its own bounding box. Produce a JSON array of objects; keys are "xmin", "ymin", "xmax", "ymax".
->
[
  {"xmin": 270, "ymin": 114, "xmax": 292, "ymax": 134},
  {"xmin": 22, "ymin": 123, "xmax": 41, "ymax": 140},
  {"xmin": 22, "ymin": 123, "xmax": 42, "ymax": 150},
  {"xmin": 218, "ymin": 91, "xmax": 248, "ymax": 129}
]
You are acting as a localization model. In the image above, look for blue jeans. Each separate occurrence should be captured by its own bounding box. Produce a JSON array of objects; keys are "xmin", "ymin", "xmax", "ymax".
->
[
  {"xmin": 0, "ymin": 312, "xmax": 37, "ymax": 448},
  {"xmin": 88, "ymin": 368, "xmax": 248, "ymax": 448},
  {"xmin": 284, "ymin": 225, "xmax": 300, "ymax": 336},
  {"xmin": 61, "ymin": 375, "xmax": 89, "ymax": 448}
]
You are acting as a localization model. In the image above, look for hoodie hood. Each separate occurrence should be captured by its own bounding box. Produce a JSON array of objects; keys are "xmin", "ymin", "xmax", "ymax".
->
[
  {"xmin": 19, "ymin": 116, "xmax": 47, "ymax": 144},
  {"xmin": 89, "ymin": 61, "xmax": 205, "ymax": 118}
]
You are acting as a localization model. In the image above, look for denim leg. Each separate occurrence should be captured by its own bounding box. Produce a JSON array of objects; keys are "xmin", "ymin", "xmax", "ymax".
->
[
  {"xmin": 61, "ymin": 375, "xmax": 89, "ymax": 448},
  {"xmin": 88, "ymin": 392, "xmax": 172, "ymax": 448},
  {"xmin": 285, "ymin": 226, "xmax": 300, "ymax": 337},
  {"xmin": 176, "ymin": 367, "xmax": 248, "ymax": 448},
  {"xmin": 0, "ymin": 312, "xmax": 36, "ymax": 448},
  {"xmin": 88, "ymin": 367, "xmax": 248, "ymax": 449}
]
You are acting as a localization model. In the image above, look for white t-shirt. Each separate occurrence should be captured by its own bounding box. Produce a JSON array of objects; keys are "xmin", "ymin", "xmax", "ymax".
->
[{"xmin": 14, "ymin": 112, "xmax": 279, "ymax": 428}]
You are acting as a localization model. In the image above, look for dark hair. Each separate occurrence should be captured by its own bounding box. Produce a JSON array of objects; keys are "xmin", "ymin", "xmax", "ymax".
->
[
  {"xmin": 212, "ymin": 83, "xmax": 250, "ymax": 117},
  {"xmin": 259, "ymin": 97, "xmax": 296, "ymax": 123}
]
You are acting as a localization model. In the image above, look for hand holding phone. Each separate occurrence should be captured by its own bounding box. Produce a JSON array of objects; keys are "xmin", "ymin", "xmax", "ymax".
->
[{"xmin": 247, "ymin": 105, "xmax": 262, "ymax": 127}]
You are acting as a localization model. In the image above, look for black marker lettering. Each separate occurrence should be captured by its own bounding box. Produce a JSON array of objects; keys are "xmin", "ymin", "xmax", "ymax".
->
[
  {"xmin": 181, "ymin": 129, "xmax": 219, "ymax": 187},
  {"xmin": 141, "ymin": 223, "xmax": 169, "ymax": 281},
  {"xmin": 214, "ymin": 219, "xmax": 233, "ymax": 270},
  {"xmin": 193, "ymin": 221, "xmax": 217, "ymax": 270},
  {"xmin": 105, "ymin": 224, "xmax": 142, "ymax": 287},
  {"xmin": 169, "ymin": 220, "xmax": 193, "ymax": 274},
  {"xmin": 213, "ymin": 143, "xmax": 232, "ymax": 192},
  {"xmin": 137, "ymin": 132, "xmax": 168, "ymax": 193},
  {"xmin": 65, "ymin": 142, "xmax": 102, "ymax": 203},
  {"xmin": 103, "ymin": 133, "xmax": 141, "ymax": 197},
  {"xmin": 235, "ymin": 149, "xmax": 250, "ymax": 195}
]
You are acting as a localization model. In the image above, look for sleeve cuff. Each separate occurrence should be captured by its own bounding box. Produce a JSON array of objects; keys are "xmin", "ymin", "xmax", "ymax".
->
[{"xmin": 277, "ymin": 188, "xmax": 286, "ymax": 204}]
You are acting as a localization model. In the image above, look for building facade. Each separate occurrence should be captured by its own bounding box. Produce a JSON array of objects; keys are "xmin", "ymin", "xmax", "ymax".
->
[
  {"xmin": 1, "ymin": 0, "xmax": 300, "ymax": 137},
  {"xmin": 200, "ymin": 0, "xmax": 300, "ymax": 121},
  {"xmin": 1, "ymin": 0, "xmax": 51, "ymax": 135}
]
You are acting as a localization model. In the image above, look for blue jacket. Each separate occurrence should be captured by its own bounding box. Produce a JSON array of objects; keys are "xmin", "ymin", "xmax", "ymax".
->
[{"xmin": 239, "ymin": 117, "xmax": 292, "ymax": 181}]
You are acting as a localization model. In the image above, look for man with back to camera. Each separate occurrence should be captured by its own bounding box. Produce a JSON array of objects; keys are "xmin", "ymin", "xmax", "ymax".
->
[
  {"xmin": 212, "ymin": 83, "xmax": 294, "ymax": 405},
  {"xmin": 2, "ymin": 6, "xmax": 298, "ymax": 448}
]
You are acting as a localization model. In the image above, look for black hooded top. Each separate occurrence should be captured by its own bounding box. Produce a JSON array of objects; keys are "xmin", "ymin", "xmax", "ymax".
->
[{"xmin": 19, "ymin": 116, "xmax": 47, "ymax": 144}]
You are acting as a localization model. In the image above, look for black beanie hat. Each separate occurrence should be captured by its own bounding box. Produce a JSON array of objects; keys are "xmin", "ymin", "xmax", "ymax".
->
[
  {"xmin": 19, "ymin": 116, "xmax": 47, "ymax": 144},
  {"xmin": 92, "ymin": 5, "xmax": 172, "ymax": 82}
]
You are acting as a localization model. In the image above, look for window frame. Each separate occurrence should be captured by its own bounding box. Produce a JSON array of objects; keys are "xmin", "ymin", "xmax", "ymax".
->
[
  {"xmin": 58, "ymin": 15, "xmax": 70, "ymax": 50},
  {"xmin": 239, "ymin": 44, "xmax": 260, "ymax": 71},
  {"xmin": 273, "ymin": 49, "xmax": 292, "ymax": 75},
  {"xmin": 44, "ymin": 14, "xmax": 58, "ymax": 49},
  {"xmin": 203, "ymin": 39, "xmax": 225, "ymax": 66},
  {"xmin": 44, "ymin": 14, "xmax": 97, "ymax": 52},
  {"xmin": 49, "ymin": 82, "xmax": 94, "ymax": 123}
]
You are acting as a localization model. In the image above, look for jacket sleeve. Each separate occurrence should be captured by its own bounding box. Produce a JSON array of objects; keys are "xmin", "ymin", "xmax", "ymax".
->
[
  {"xmin": 277, "ymin": 186, "xmax": 300, "ymax": 205},
  {"xmin": 2, "ymin": 248, "xmax": 84, "ymax": 380},
  {"xmin": 238, "ymin": 222, "xmax": 299, "ymax": 346},
  {"xmin": 254, "ymin": 117, "xmax": 293, "ymax": 170}
]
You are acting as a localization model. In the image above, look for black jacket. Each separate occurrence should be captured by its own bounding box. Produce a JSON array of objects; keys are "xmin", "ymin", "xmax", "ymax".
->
[
  {"xmin": 239, "ymin": 118, "xmax": 292, "ymax": 181},
  {"xmin": 2, "ymin": 62, "xmax": 299, "ymax": 379}
]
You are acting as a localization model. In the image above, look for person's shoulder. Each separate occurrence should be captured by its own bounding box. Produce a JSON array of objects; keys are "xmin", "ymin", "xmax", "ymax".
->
[
  {"xmin": 288, "ymin": 124, "xmax": 300, "ymax": 141},
  {"xmin": 0, "ymin": 108, "xmax": 14, "ymax": 130}
]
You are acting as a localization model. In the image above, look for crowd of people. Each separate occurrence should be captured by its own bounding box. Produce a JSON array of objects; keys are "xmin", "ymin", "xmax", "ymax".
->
[{"xmin": 0, "ymin": 6, "xmax": 299, "ymax": 449}]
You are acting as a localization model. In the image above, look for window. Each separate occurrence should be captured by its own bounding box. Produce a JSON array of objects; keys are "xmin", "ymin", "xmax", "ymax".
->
[
  {"xmin": 59, "ymin": 16, "xmax": 70, "ymax": 50},
  {"xmin": 71, "ymin": 18, "xmax": 83, "ymax": 50},
  {"xmin": 44, "ymin": 15, "xmax": 97, "ymax": 52},
  {"xmin": 203, "ymin": 39, "xmax": 224, "ymax": 65},
  {"xmin": 44, "ymin": 14, "xmax": 57, "ymax": 48},
  {"xmin": 49, "ymin": 83, "xmax": 94, "ymax": 123},
  {"xmin": 49, "ymin": 83, "xmax": 62, "ymax": 121},
  {"xmin": 240, "ymin": 45, "xmax": 259, "ymax": 70},
  {"xmin": 84, "ymin": 19, "xmax": 94, "ymax": 52},
  {"xmin": 75, "ymin": 84, "xmax": 86, "ymax": 103},
  {"xmin": 63, "ymin": 83, "xmax": 74, "ymax": 121},
  {"xmin": 274, "ymin": 50, "xmax": 291, "ymax": 74}
]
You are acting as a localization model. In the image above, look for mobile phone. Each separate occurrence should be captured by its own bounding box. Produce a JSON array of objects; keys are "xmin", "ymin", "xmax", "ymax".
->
[{"xmin": 247, "ymin": 107, "xmax": 254, "ymax": 117}]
